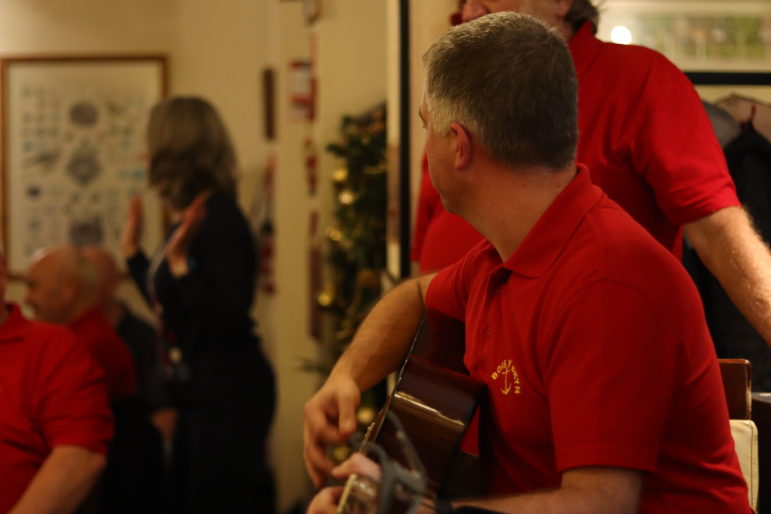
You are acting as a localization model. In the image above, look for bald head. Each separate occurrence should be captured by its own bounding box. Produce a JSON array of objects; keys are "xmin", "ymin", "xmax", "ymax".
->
[
  {"xmin": 25, "ymin": 245, "xmax": 99, "ymax": 324},
  {"xmin": 82, "ymin": 246, "xmax": 121, "ymax": 305}
]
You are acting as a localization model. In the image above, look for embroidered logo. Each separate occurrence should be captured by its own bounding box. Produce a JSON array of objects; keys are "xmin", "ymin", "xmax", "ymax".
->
[{"xmin": 491, "ymin": 359, "xmax": 520, "ymax": 395}]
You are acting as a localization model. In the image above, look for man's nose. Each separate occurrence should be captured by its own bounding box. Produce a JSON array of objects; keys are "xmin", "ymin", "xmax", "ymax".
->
[{"xmin": 462, "ymin": 0, "xmax": 488, "ymax": 22}]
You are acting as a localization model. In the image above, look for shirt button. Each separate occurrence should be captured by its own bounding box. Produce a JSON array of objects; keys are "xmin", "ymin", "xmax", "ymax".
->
[{"xmin": 485, "ymin": 325, "xmax": 492, "ymax": 336}]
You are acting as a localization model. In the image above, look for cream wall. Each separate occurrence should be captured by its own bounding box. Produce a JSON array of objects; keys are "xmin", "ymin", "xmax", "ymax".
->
[
  {"xmin": 0, "ymin": 0, "xmax": 387, "ymax": 511},
  {"xmin": 262, "ymin": 1, "xmax": 315, "ymax": 510},
  {"xmin": 0, "ymin": 0, "xmax": 177, "ymax": 53},
  {"xmin": 264, "ymin": 0, "xmax": 387, "ymax": 509}
]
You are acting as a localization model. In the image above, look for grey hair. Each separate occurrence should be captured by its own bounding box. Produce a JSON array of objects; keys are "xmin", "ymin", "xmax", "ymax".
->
[
  {"xmin": 423, "ymin": 12, "xmax": 578, "ymax": 170},
  {"xmin": 147, "ymin": 96, "xmax": 238, "ymax": 210}
]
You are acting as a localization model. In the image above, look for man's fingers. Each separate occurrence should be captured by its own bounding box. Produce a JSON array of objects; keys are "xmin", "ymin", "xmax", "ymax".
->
[
  {"xmin": 331, "ymin": 453, "xmax": 382, "ymax": 481},
  {"xmin": 306, "ymin": 401, "xmax": 349, "ymax": 444},
  {"xmin": 303, "ymin": 410, "xmax": 339, "ymax": 487},
  {"xmin": 303, "ymin": 445, "xmax": 331, "ymax": 488},
  {"xmin": 303, "ymin": 378, "xmax": 362, "ymax": 487},
  {"xmin": 307, "ymin": 486, "xmax": 343, "ymax": 514},
  {"xmin": 304, "ymin": 431, "xmax": 335, "ymax": 475}
]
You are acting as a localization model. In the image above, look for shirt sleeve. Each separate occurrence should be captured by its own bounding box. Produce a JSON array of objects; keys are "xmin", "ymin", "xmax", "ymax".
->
[
  {"xmin": 35, "ymin": 332, "xmax": 113, "ymax": 455},
  {"xmin": 627, "ymin": 53, "xmax": 739, "ymax": 225},
  {"xmin": 425, "ymin": 240, "xmax": 489, "ymax": 321},
  {"xmin": 411, "ymin": 154, "xmax": 443, "ymax": 262},
  {"xmin": 543, "ymin": 280, "xmax": 681, "ymax": 473}
]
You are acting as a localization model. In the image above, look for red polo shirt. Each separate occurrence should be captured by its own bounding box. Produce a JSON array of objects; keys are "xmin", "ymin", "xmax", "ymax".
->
[
  {"xmin": 426, "ymin": 168, "xmax": 749, "ymax": 512},
  {"xmin": 68, "ymin": 308, "xmax": 137, "ymax": 401},
  {"xmin": 0, "ymin": 304, "xmax": 113, "ymax": 513},
  {"xmin": 571, "ymin": 22, "xmax": 738, "ymax": 255},
  {"xmin": 412, "ymin": 22, "xmax": 739, "ymax": 270}
]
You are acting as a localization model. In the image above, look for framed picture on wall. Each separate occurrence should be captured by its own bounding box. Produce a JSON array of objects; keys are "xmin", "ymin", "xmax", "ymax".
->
[
  {"xmin": 687, "ymin": 72, "xmax": 771, "ymax": 102},
  {"xmin": 0, "ymin": 54, "xmax": 168, "ymax": 276},
  {"xmin": 597, "ymin": 0, "xmax": 771, "ymax": 72}
]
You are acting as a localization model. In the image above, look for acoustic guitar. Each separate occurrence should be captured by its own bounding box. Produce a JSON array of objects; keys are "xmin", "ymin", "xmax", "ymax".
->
[{"xmin": 337, "ymin": 310, "xmax": 484, "ymax": 514}]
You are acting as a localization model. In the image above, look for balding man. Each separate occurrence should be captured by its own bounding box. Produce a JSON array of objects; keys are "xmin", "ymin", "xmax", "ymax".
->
[
  {"xmin": 0, "ymin": 247, "xmax": 112, "ymax": 513},
  {"xmin": 25, "ymin": 245, "xmax": 136, "ymax": 401},
  {"xmin": 26, "ymin": 245, "xmax": 166, "ymax": 514}
]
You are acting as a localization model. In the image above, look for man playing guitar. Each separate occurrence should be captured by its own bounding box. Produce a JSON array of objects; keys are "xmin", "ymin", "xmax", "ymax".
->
[{"xmin": 304, "ymin": 12, "xmax": 751, "ymax": 514}]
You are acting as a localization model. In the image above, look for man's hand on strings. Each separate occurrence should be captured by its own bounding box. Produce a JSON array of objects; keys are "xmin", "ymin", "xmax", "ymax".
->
[
  {"xmin": 303, "ymin": 374, "xmax": 361, "ymax": 487},
  {"xmin": 306, "ymin": 454, "xmax": 382, "ymax": 514}
]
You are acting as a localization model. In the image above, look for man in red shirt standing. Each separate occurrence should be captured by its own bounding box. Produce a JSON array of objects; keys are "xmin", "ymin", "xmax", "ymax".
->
[
  {"xmin": 305, "ymin": 13, "xmax": 750, "ymax": 513},
  {"xmin": 413, "ymin": 0, "xmax": 771, "ymax": 350},
  {"xmin": 0, "ymin": 248, "xmax": 113, "ymax": 513}
]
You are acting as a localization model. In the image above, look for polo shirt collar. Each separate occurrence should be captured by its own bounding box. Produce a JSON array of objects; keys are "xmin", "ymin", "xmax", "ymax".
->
[
  {"xmin": 568, "ymin": 21, "xmax": 602, "ymax": 79},
  {"xmin": 68, "ymin": 307, "xmax": 101, "ymax": 331},
  {"xmin": 0, "ymin": 303, "xmax": 29, "ymax": 343},
  {"xmin": 501, "ymin": 165, "xmax": 603, "ymax": 278}
]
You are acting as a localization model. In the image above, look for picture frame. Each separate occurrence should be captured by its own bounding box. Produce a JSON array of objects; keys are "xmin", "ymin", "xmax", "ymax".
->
[
  {"xmin": 0, "ymin": 54, "xmax": 168, "ymax": 276},
  {"xmin": 688, "ymin": 72, "xmax": 771, "ymax": 103},
  {"xmin": 597, "ymin": 0, "xmax": 771, "ymax": 72}
]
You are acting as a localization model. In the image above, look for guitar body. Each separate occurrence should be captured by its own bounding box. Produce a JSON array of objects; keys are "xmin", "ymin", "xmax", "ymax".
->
[
  {"xmin": 373, "ymin": 355, "xmax": 483, "ymax": 497},
  {"xmin": 338, "ymin": 311, "xmax": 484, "ymax": 513}
]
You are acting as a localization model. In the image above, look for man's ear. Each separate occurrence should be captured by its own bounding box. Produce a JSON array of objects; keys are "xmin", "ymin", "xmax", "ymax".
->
[{"xmin": 449, "ymin": 122, "xmax": 472, "ymax": 170}]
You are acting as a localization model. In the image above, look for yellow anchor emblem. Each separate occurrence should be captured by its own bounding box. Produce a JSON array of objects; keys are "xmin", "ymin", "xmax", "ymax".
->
[{"xmin": 491, "ymin": 359, "xmax": 520, "ymax": 395}]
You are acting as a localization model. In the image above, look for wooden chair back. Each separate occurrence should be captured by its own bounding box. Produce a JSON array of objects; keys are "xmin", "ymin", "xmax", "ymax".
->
[{"xmin": 719, "ymin": 358, "xmax": 752, "ymax": 420}]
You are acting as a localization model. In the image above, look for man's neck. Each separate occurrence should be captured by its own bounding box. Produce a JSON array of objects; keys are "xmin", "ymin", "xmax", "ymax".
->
[
  {"xmin": 555, "ymin": 18, "xmax": 575, "ymax": 42},
  {"xmin": 468, "ymin": 164, "xmax": 577, "ymax": 262}
]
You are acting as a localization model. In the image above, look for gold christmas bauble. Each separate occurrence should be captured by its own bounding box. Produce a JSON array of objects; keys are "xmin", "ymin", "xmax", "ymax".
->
[
  {"xmin": 330, "ymin": 445, "xmax": 352, "ymax": 464},
  {"xmin": 338, "ymin": 189, "xmax": 356, "ymax": 206},
  {"xmin": 317, "ymin": 290, "xmax": 334, "ymax": 308},
  {"xmin": 332, "ymin": 167, "xmax": 348, "ymax": 184},
  {"xmin": 325, "ymin": 227, "xmax": 343, "ymax": 242},
  {"xmin": 357, "ymin": 406, "xmax": 376, "ymax": 426}
]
